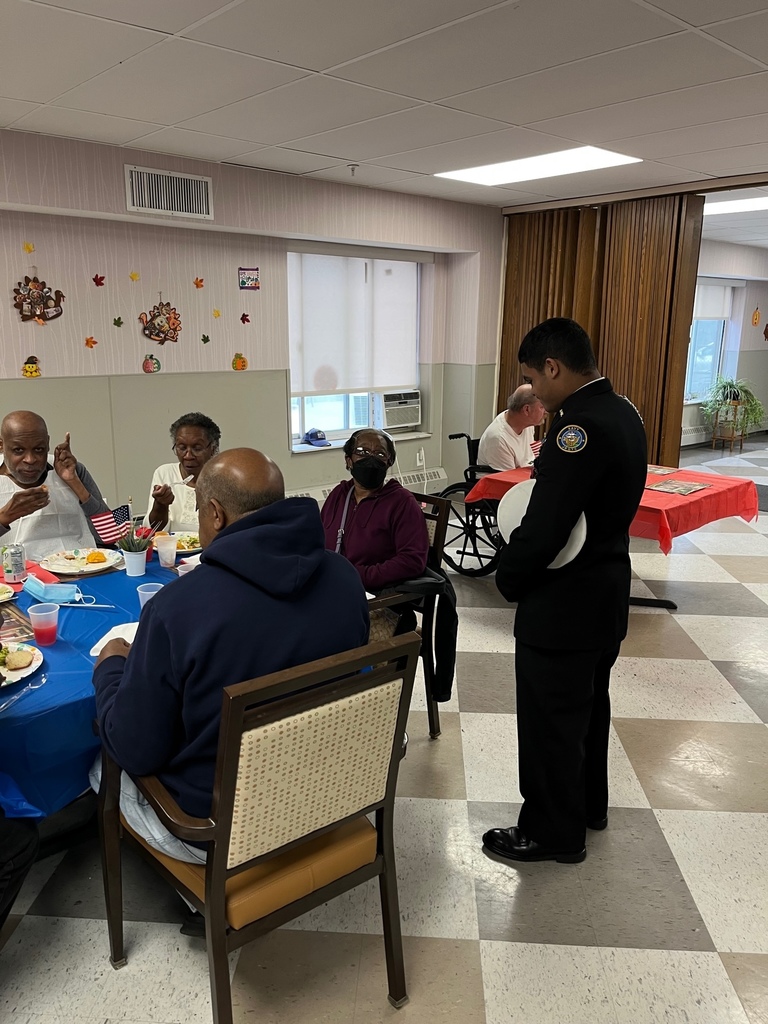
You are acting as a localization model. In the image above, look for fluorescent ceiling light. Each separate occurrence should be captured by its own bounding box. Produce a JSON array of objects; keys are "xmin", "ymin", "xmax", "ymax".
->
[
  {"xmin": 703, "ymin": 197, "xmax": 768, "ymax": 216},
  {"xmin": 434, "ymin": 146, "xmax": 641, "ymax": 186}
]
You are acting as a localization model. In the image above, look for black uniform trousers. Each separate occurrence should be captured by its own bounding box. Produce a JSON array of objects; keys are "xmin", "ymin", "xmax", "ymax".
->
[
  {"xmin": 515, "ymin": 642, "xmax": 620, "ymax": 851},
  {"xmin": 0, "ymin": 811, "xmax": 39, "ymax": 931}
]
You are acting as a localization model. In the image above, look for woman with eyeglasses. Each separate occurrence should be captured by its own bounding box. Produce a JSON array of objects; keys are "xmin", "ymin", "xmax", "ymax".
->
[
  {"xmin": 143, "ymin": 412, "xmax": 221, "ymax": 533},
  {"xmin": 320, "ymin": 428, "xmax": 428, "ymax": 592}
]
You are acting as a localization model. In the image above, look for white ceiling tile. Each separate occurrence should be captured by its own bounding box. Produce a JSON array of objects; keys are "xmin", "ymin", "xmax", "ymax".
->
[
  {"xmin": 185, "ymin": 0, "xmax": 500, "ymax": 70},
  {"xmin": 8, "ymin": 108, "xmax": 161, "ymax": 146},
  {"xmin": 518, "ymin": 161, "xmax": 711, "ymax": 199},
  {"xmin": 333, "ymin": 0, "xmax": 681, "ymax": 101},
  {"xmin": 0, "ymin": 1, "xmax": 162, "ymax": 103},
  {"xmin": 527, "ymin": 73, "xmax": 768, "ymax": 143},
  {"xmin": 377, "ymin": 174, "xmax": 482, "ymax": 196},
  {"xmin": 0, "ymin": 98, "xmax": 39, "ymax": 127},
  {"xmin": 27, "ymin": 0, "xmax": 233, "ymax": 33},
  {"xmin": 287, "ymin": 107, "xmax": 508, "ymax": 160},
  {"xmin": 127, "ymin": 128, "xmax": 262, "ymax": 161},
  {"xmin": 51, "ymin": 39, "xmax": 308, "ymax": 124},
  {"xmin": 615, "ymin": 113, "xmax": 768, "ymax": 159},
  {"xmin": 305, "ymin": 164, "xmax": 416, "ymax": 186},
  {"xmin": 369, "ymin": 127, "xmax": 573, "ymax": 175},
  {"xmin": 704, "ymin": 11, "xmax": 768, "ymax": 61},
  {"xmin": 179, "ymin": 77, "xmax": 418, "ymax": 146},
  {"xmin": 648, "ymin": 0, "xmax": 768, "ymax": 27},
  {"xmin": 442, "ymin": 33, "xmax": 756, "ymax": 124},
  {"xmin": 227, "ymin": 149, "xmax": 340, "ymax": 174},
  {"xmin": 448, "ymin": 185, "xmax": 555, "ymax": 205},
  {"xmin": 705, "ymin": 188, "xmax": 768, "ymax": 201},
  {"xmin": 661, "ymin": 142, "xmax": 768, "ymax": 173}
]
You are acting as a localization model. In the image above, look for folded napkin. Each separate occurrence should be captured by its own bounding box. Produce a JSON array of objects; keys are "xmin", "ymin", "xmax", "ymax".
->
[
  {"xmin": 89, "ymin": 622, "xmax": 139, "ymax": 657},
  {"xmin": 0, "ymin": 562, "xmax": 60, "ymax": 593}
]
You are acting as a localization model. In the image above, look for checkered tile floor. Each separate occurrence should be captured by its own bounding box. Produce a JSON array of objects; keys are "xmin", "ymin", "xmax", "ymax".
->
[{"xmin": 1, "ymin": 510, "xmax": 767, "ymax": 1023}]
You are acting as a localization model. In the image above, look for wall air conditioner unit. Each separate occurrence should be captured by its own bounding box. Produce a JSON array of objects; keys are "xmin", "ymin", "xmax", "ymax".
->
[
  {"xmin": 125, "ymin": 165, "xmax": 213, "ymax": 220},
  {"xmin": 372, "ymin": 390, "xmax": 421, "ymax": 431}
]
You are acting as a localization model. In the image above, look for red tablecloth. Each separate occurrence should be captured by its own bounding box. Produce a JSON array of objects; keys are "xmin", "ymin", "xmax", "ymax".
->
[{"xmin": 464, "ymin": 467, "xmax": 758, "ymax": 555}]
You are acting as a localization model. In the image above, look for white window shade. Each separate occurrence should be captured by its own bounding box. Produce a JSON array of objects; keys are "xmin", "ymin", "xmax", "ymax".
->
[
  {"xmin": 693, "ymin": 283, "xmax": 732, "ymax": 320},
  {"xmin": 288, "ymin": 252, "xmax": 418, "ymax": 394}
]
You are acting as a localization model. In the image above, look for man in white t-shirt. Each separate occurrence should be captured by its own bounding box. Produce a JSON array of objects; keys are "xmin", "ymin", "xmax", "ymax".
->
[{"xmin": 478, "ymin": 385, "xmax": 546, "ymax": 470}]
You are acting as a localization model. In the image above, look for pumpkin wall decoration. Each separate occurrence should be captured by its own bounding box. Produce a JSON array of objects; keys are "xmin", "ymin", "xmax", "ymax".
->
[
  {"xmin": 142, "ymin": 353, "xmax": 161, "ymax": 374},
  {"xmin": 21, "ymin": 355, "xmax": 41, "ymax": 378},
  {"xmin": 232, "ymin": 352, "xmax": 248, "ymax": 371},
  {"xmin": 138, "ymin": 301, "xmax": 181, "ymax": 345},
  {"xmin": 13, "ymin": 276, "xmax": 65, "ymax": 325}
]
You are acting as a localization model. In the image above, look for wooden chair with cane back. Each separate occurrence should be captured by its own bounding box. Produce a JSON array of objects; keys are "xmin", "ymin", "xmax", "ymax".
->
[{"xmin": 96, "ymin": 633, "xmax": 421, "ymax": 1024}]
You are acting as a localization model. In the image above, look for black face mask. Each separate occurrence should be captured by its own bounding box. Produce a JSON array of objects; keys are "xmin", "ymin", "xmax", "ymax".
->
[{"xmin": 351, "ymin": 457, "xmax": 388, "ymax": 490}]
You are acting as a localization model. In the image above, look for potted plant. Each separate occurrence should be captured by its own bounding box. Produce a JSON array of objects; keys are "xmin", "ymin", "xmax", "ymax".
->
[
  {"xmin": 117, "ymin": 524, "xmax": 155, "ymax": 577},
  {"xmin": 700, "ymin": 376, "xmax": 765, "ymax": 451}
]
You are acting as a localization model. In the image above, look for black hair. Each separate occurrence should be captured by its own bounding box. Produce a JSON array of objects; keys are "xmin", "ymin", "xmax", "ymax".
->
[
  {"xmin": 169, "ymin": 412, "xmax": 221, "ymax": 448},
  {"xmin": 343, "ymin": 428, "xmax": 396, "ymax": 466},
  {"xmin": 518, "ymin": 318, "xmax": 598, "ymax": 375}
]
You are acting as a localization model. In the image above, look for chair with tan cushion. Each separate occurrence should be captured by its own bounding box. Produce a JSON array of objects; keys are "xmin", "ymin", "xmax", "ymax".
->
[{"xmin": 97, "ymin": 633, "xmax": 421, "ymax": 1024}]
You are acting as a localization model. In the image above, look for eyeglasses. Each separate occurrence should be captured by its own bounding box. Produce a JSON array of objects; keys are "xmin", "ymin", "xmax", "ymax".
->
[
  {"xmin": 352, "ymin": 446, "xmax": 389, "ymax": 462},
  {"xmin": 172, "ymin": 442, "xmax": 212, "ymax": 457}
]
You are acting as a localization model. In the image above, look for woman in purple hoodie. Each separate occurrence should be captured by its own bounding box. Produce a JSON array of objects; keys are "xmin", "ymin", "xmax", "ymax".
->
[{"xmin": 321, "ymin": 429, "xmax": 429, "ymax": 592}]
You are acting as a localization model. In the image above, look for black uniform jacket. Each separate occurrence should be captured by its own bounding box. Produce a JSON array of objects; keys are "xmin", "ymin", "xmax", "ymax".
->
[{"xmin": 495, "ymin": 377, "xmax": 647, "ymax": 651}]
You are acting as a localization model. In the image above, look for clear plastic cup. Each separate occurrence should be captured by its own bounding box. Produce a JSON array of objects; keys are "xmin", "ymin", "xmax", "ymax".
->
[
  {"xmin": 137, "ymin": 583, "xmax": 163, "ymax": 609},
  {"xmin": 28, "ymin": 602, "xmax": 59, "ymax": 646},
  {"xmin": 177, "ymin": 562, "xmax": 197, "ymax": 576},
  {"xmin": 154, "ymin": 535, "xmax": 178, "ymax": 568}
]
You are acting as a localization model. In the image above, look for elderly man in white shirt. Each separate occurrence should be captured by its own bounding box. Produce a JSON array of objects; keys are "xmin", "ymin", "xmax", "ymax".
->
[
  {"xmin": 478, "ymin": 385, "xmax": 546, "ymax": 471},
  {"xmin": 0, "ymin": 410, "xmax": 109, "ymax": 561}
]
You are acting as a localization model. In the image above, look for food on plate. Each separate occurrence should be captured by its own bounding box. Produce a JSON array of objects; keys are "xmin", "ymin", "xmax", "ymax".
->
[
  {"xmin": 43, "ymin": 549, "xmax": 120, "ymax": 572},
  {"xmin": 0, "ymin": 646, "xmax": 7, "ymax": 666},
  {"xmin": 6, "ymin": 648, "xmax": 33, "ymax": 670},
  {"xmin": 86, "ymin": 551, "xmax": 107, "ymax": 564},
  {"xmin": 175, "ymin": 534, "xmax": 200, "ymax": 551}
]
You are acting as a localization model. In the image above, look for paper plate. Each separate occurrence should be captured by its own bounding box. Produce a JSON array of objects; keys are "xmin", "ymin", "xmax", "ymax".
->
[
  {"xmin": 497, "ymin": 479, "xmax": 587, "ymax": 569},
  {"xmin": 0, "ymin": 643, "xmax": 43, "ymax": 687},
  {"xmin": 0, "ymin": 584, "xmax": 15, "ymax": 604},
  {"xmin": 40, "ymin": 548, "xmax": 123, "ymax": 575}
]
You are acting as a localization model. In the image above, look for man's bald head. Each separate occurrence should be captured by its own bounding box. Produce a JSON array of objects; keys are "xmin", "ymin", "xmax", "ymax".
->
[
  {"xmin": 506, "ymin": 385, "xmax": 537, "ymax": 414},
  {"xmin": 1, "ymin": 411, "xmax": 48, "ymax": 439},
  {"xmin": 196, "ymin": 449, "xmax": 285, "ymax": 545},
  {"xmin": 0, "ymin": 411, "xmax": 51, "ymax": 487}
]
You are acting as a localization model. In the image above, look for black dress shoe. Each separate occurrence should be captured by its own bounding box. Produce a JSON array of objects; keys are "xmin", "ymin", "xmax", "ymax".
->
[
  {"xmin": 180, "ymin": 910, "xmax": 206, "ymax": 938},
  {"xmin": 482, "ymin": 826, "xmax": 585, "ymax": 864},
  {"xmin": 587, "ymin": 816, "xmax": 608, "ymax": 831}
]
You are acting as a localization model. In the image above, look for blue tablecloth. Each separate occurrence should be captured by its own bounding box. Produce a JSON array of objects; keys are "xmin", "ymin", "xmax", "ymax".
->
[{"xmin": 0, "ymin": 556, "xmax": 178, "ymax": 816}]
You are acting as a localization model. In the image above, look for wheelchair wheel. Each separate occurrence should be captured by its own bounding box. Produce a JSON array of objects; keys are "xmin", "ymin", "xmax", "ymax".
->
[{"xmin": 439, "ymin": 484, "xmax": 502, "ymax": 577}]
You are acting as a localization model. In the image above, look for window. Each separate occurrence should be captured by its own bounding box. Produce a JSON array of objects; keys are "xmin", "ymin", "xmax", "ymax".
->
[
  {"xmin": 288, "ymin": 252, "xmax": 419, "ymax": 441},
  {"xmin": 684, "ymin": 282, "xmax": 732, "ymax": 402},
  {"xmin": 684, "ymin": 319, "xmax": 726, "ymax": 401}
]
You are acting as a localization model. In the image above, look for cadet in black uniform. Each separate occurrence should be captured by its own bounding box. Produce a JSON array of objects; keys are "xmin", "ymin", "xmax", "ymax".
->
[{"xmin": 483, "ymin": 318, "xmax": 647, "ymax": 864}]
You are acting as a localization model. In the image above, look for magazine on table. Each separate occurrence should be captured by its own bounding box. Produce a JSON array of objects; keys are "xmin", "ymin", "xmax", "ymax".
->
[
  {"xmin": 647, "ymin": 465, "xmax": 677, "ymax": 475},
  {"xmin": 0, "ymin": 604, "xmax": 34, "ymax": 643},
  {"xmin": 646, "ymin": 479, "xmax": 711, "ymax": 496}
]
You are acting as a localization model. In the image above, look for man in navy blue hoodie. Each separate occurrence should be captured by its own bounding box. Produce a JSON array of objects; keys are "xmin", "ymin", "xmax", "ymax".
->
[{"xmin": 92, "ymin": 448, "xmax": 369, "ymax": 864}]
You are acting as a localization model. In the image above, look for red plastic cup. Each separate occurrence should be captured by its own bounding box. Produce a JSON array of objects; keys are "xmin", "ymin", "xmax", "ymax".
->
[{"xmin": 28, "ymin": 602, "xmax": 59, "ymax": 646}]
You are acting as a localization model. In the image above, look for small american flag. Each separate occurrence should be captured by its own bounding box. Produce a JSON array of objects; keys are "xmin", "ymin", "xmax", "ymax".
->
[
  {"xmin": 90, "ymin": 504, "xmax": 132, "ymax": 545},
  {"xmin": 530, "ymin": 439, "xmax": 543, "ymax": 459}
]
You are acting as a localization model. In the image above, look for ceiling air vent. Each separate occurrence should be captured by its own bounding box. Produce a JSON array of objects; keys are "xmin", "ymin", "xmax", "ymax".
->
[{"xmin": 125, "ymin": 165, "xmax": 213, "ymax": 220}]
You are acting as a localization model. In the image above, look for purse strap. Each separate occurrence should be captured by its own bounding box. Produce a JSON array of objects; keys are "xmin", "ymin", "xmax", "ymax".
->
[{"xmin": 335, "ymin": 487, "xmax": 354, "ymax": 554}]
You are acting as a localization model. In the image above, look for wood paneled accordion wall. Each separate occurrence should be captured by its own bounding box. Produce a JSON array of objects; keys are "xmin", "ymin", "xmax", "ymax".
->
[{"xmin": 498, "ymin": 194, "xmax": 703, "ymax": 465}]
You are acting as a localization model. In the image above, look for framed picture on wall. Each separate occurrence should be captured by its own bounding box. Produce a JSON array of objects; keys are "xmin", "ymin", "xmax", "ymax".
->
[{"xmin": 238, "ymin": 267, "xmax": 260, "ymax": 290}]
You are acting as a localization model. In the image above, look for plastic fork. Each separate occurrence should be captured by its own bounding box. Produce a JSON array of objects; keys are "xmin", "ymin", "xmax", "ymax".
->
[{"xmin": 0, "ymin": 673, "xmax": 47, "ymax": 714}]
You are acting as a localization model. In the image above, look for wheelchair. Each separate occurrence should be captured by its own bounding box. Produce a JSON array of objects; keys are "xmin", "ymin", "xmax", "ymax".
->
[{"xmin": 438, "ymin": 433, "xmax": 504, "ymax": 577}]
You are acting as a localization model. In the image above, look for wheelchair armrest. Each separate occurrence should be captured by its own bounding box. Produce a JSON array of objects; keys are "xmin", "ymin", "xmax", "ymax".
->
[{"xmin": 464, "ymin": 463, "xmax": 494, "ymax": 483}]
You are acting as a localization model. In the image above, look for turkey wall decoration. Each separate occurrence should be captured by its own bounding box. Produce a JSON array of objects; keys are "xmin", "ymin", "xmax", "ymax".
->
[
  {"xmin": 138, "ymin": 301, "xmax": 181, "ymax": 345},
  {"xmin": 13, "ymin": 276, "xmax": 65, "ymax": 325}
]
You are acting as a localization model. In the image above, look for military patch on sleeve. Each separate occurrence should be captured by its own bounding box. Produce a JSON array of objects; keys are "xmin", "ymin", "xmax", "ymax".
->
[{"xmin": 556, "ymin": 424, "xmax": 588, "ymax": 453}]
